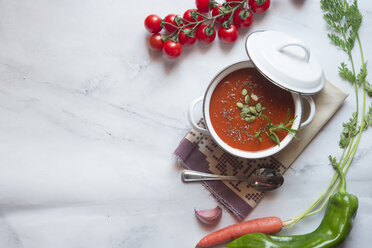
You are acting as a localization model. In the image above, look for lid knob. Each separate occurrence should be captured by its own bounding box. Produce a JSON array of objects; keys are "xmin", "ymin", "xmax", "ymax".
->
[{"xmin": 278, "ymin": 41, "xmax": 310, "ymax": 62}]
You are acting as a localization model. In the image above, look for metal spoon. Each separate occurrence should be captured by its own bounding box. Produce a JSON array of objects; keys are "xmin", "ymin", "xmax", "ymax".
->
[{"xmin": 181, "ymin": 168, "xmax": 284, "ymax": 192}]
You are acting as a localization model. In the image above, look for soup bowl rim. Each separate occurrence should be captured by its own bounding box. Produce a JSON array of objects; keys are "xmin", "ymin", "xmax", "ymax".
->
[{"xmin": 201, "ymin": 60, "xmax": 304, "ymax": 159}]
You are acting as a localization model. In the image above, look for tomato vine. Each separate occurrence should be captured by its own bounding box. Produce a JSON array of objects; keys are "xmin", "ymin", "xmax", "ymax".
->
[{"xmin": 144, "ymin": 0, "xmax": 270, "ymax": 59}]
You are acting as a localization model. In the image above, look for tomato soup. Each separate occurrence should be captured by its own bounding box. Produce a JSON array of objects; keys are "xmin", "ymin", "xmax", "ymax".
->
[{"xmin": 209, "ymin": 68, "xmax": 295, "ymax": 152}]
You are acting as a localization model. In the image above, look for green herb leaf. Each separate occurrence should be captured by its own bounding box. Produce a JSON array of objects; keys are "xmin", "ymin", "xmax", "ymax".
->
[
  {"xmin": 260, "ymin": 110, "xmax": 298, "ymax": 146},
  {"xmin": 267, "ymin": 133, "xmax": 280, "ymax": 146},
  {"xmin": 271, "ymin": 132, "xmax": 281, "ymax": 146},
  {"xmin": 254, "ymin": 129, "xmax": 262, "ymax": 138},
  {"xmin": 339, "ymin": 111, "xmax": 358, "ymax": 148},
  {"xmin": 363, "ymin": 103, "xmax": 372, "ymax": 129},
  {"xmin": 328, "ymin": 33, "xmax": 347, "ymax": 52},
  {"xmin": 357, "ymin": 62, "xmax": 367, "ymax": 87},
  {"xmin": 364, "ymin": 81, "xmax": 372, "ymax": 97},
  {"xmin": 260, "ymin": 114, "xmax": 271, "ymax": 126},
  {"xmin": 284, "ymin": 109, "xmax": 290, "ymax": 125},
  {"xmin": 328, "ymin": 155, "xmax": 338, "ymax": 167},
  {"xmin": 321, "ymin": 0, "xmax": 362, "ymax": 54},
  {"xmin": 338, "ymin": 62, "xmax": 356, "ymax": 84}
]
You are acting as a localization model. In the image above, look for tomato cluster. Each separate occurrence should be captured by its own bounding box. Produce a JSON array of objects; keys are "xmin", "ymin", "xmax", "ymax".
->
[{"xmin": 144, "ymin": 0, "xmax": 270, "ymax": 59}]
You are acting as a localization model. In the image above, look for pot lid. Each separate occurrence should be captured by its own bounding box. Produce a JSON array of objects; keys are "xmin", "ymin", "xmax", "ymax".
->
[{"xmin": 245, "ymin": 30, "xmax": 324, "ymax": 95}]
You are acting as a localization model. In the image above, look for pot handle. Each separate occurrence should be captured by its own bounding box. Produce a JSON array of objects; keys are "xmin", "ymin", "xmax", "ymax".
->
[
  {"xmin": 278, "ymin": 41, "xmax": 310, "ymax": 62},
  {"xmin": 300, "ymin": 95, "xmax": 316, "ymax": 128},
  {"xmin": 187, "ymin": 96, "xmax": 209, "ymax": 135}
]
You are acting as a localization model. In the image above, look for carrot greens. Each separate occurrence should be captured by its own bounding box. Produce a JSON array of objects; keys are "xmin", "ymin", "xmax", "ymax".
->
[{"xmin": 283, "ymin": 0, "xmax": 372, "ymax": 228}]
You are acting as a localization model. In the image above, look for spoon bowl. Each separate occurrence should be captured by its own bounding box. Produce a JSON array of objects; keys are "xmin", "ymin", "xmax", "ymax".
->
[{"xmin": 181, "ymin": 167, "xmax": 284, "ymax": 192}]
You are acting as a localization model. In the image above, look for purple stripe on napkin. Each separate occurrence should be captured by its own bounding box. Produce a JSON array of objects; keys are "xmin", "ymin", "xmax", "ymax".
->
[{"xmin": 174, "ymin": 138, "xmax": 253, "ymax": 219}]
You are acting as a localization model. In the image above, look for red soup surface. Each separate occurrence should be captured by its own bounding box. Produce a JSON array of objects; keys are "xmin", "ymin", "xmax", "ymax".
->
[{"xmin": 209, "ymin": 68, "xmax": 295, "ymax": 152}]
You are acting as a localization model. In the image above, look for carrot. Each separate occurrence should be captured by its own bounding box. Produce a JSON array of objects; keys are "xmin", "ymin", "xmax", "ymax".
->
[{"xmin": 195, "ymin": 216, "xmax": 282, "ymax": 247}]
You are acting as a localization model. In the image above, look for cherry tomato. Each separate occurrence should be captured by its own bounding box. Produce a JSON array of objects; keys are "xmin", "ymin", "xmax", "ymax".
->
[
  {"xmin": 183, "ymin": 9, "xmax": 204, "ymax": 23},
  {"xmin": 179, "ymin": 28, "xmax": 197, "ymax": 47},
  {"xmin": 163, "ymin": 40, "xmax": 182, "ymax": 59},
  {"xmin": 163, "ymin": 14, "xmax": 179, "ymax": 33},
  {"xmin": 218, "ymin": 24, "xmax": 238, "ymax": 44},
  {"xmin": 148, "ymin": 34, "xmax": 164, "ymax": 51},
  {"xmin": 196, "ymin": 25, "xmax": 216, "ymax": 44},
  {"xmin": 144, "ymin": 14, "xmax": 162, "ymax": 33},
  {"xmin": 249, "ymin": 0, "xmax": 270, "ymax": 14},
  {"xmin": 211, "ymin": 5, "xmax": 231, "ymax": 23},
  {"xmin": 183, "ymin": 9, "xmax": 204, "ymax": 29},
  {"xmin": 195, "ymin": 0, "xmax": 210, "ymax": 13},
  {"xmin": 233, "ymin": 8, "xmax": 254, "ymax": 28}
]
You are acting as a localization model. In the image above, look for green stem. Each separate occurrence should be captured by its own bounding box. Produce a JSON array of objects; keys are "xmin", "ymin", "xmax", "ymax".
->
[
  {"xmin": 210, "ymin": 18, "xmax": 217, "ymax": 29},
  {"xmin": 357, "ymin": 34, "xmax": 365, "ymax": 67},
  {"xmin": 338, "ymin": 145, "xmax": 347, "ymax": 165},
  {"xmin": 198, "ymin": 12, "xmax": 210, "ymax": 20},
  {"xmin": 306, "ymin": 94, "xmax": 366, "ymax": 216},
  {"xmin": 342, "ymin": 32, "xmax": 359, "ymax": 120},
  {"xmin": 162, "ymin": 29, "xmax": 179, "ymax": 39},
  {"xmin": 339, "ymin": 136, "xmax": 354, "ymax": 168}
]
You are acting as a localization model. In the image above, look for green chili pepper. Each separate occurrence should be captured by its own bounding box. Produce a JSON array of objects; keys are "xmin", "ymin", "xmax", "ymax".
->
[{"xmin": 227, "ymin": 164, "xmax": 358, "ymax": 248}]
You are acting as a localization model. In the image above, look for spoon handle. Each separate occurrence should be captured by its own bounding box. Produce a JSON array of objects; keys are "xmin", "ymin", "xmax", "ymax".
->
[{"xmin": 182, "ymin": 170, "xmax": 254, "ymax": 182}]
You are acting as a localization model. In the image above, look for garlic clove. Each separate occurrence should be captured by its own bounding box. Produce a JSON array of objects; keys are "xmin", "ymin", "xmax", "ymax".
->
[{"xmin": 194, "ymin": 206, "xmax": 222, "ymax": 225}]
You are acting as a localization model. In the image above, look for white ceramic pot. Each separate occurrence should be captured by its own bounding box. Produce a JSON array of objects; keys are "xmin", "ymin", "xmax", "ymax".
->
[
  {"xmin": 187, "ymin": 30, "xmax": 324, "ymax": 159},
  {"xmin": 188, "ymin": 60, "xmax": 315, "ymax": 159}
]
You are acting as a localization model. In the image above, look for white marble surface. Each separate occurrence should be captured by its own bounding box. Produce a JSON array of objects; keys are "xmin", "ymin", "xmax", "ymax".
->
[{"xmin": 0, "ymin": 0, "xmax": 371, "ymax": 247}]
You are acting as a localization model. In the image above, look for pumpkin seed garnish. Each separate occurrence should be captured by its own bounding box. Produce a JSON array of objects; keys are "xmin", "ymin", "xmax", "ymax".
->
[
  {"xmin": 249, "ymin": 106, "xmax": 257, "ymax": 115},
  {"xmin": 236, "ymin": 102, "xmax": 244, "ymax": 108},
  {"xmin": 244, "ymin": 94, "xmax": 250, "ymax": 104},
  {"xmin": 256, "ymin": 103, "xmax": 262, "ymax": 112},
  {"xmin": 245, "ymin": 116, "xmax": 256, "ymax": 123},
  {"xmin": 242, "ymin": 107, "xmax": 250, "ymax": 113},
  {"xmin": 236, "ymin": 89, "xmax": 266, "ymax": 123},
  {"xmin": 251, "ymin": 93, "xmax": 258, "ymax": 101}
]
